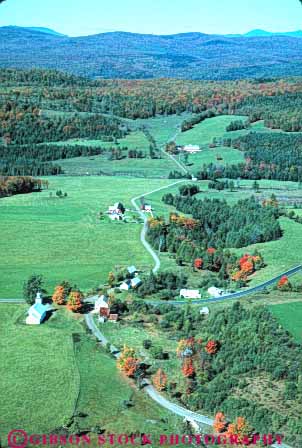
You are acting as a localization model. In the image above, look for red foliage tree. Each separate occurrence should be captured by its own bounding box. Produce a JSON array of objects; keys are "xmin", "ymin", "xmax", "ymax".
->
[
  {"xmin": 207, "ymin": 247, "xmax": 216, "ymax": 255},
  {"xmin": 277, "ymin": 275, "xmax": 291, "ymax": 290},
  {"xmin": 194, "ymin": 258, "xmax": 203, "ymax": 269}
]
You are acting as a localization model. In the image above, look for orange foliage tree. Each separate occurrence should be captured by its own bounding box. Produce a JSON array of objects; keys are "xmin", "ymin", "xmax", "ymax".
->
[
  {"xmin": 225, "ymin": 416, "xmax": 252, "ymax": 444},
  {"xmin": 67, "ymin": 291, "xmax": 83, "ymax": 312},
  {"xmin": 213, "ymin": 412, "xmax": 227, "ymax": 434},
  {"xmin": 117, "ymin": 345, "xmax": 140, "ymax": 377},
  {"xmin": 52, "ymin": 285, "xmax": 66, "ymax": 305},
  {"xmin": 152, "ymin": 368, "xmax": 168, "ymax": 391},
  {"xmin": 205, "ymin": 340, "xmax": 219, "ymax": 355}
]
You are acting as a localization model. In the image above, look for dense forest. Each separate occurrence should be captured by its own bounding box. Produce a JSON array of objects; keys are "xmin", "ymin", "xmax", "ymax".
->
[
  {"xmin": 1, "ymin": 69, "xmax": 301, "ymax": 123},
  {"xmin": 153, "ymin": 192, "xmax": 281, "ymax": 249},
  {"xmin": 0, "ymin": 176, "xmax": 44, "ymax": 197},
  {"xmin": 0, "ymin": 106, "xmax": 126, "ymax": 145},
  {"xmin": 195, "ymin": 132, "xmax": 302, "ymax": 182}
]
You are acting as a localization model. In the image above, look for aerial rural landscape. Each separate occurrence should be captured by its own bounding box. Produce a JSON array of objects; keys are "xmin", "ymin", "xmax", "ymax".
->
[{"xmin": 1, "ymin": 0, "xmax": 302, "ymax": 447}]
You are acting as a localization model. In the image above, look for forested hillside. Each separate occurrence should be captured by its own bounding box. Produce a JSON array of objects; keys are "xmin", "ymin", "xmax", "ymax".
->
[
  {"xmin": 1, "ymin": 68, "xmax": 302, "ymax": 176},
  {"xmin": 1, "ymin": 27, "xmax": 302, "ymax": 79}
]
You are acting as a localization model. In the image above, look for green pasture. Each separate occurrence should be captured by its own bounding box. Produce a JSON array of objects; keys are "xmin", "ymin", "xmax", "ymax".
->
[
  {"xmin": 0, "ymin": 305, "xmax": 81, "ymax": 439},
  {"xmin": 0, "ymin": 176, "xmax": 173, "ymax": 298},
  {"xmin": 58, "ymin": 154, "xmax": 176, "ymax": 177},
  {"xmin": 269, "ymin": 302, "xmax": 302, "ymax": 343}
]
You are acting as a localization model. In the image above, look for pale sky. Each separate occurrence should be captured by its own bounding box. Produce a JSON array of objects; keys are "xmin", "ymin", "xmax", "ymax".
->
[{"xmin": 0, "ymin": 0, "xmax": 301, "ymax": 36}]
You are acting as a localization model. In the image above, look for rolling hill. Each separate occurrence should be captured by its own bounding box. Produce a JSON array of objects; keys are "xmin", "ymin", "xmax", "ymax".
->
[{"xmin": 0, "ymin": 26, "xmax": 302, "ymax": 79}]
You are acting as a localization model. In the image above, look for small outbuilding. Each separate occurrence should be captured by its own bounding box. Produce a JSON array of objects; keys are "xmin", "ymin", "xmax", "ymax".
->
[
  {"xmin": 127, "ymin": 265, "xmax": 138, "ymax": 276},
  {"xmin": 200, "ymin": 306, "xmax": 210, "ymax": 316},
  {"xmin": 179, "ymin": 289, "xmax": 201, "ymax": 299},
  {"xmin": 131, "ymin": 277, "xmax": 142, "ymax": 289},
  {"xmin": 108, "ymin": 314, "xmax": 119, "ymax": 323},
  {"xmin": 120, "ymin": 280, "xmax": 132, "ymax": 291}
]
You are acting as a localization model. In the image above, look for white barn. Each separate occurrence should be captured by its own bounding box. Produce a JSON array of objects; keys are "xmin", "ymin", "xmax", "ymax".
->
[
  {"xmin": 182, "ymin": 144, "xmax": 201, "ymax": 153},
  {"xmin": 93, "ymin": 295, "xmax": 109, "ymax": 314},
  {"xmin": 180, "ymin": 289, "xmax": 201, "ymax": 299}
]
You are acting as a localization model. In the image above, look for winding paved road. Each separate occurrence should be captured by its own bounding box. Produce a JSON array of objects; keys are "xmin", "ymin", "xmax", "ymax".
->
[{"xmin": 146, "ymin": 264, "xmax": 302, "ymax": 306}]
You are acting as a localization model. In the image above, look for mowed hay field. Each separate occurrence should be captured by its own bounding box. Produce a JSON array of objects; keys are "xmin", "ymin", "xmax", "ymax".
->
[
  {"xmin": 0, "ymin": 305, "xmax": 80, "ymax": 439},
  {"xmin": 269, "ymin": 302, "xmax": 302, "ymax": 343},
  {"xmin": 0, "ymin": 176, "xmax": 172, "ymax": 298},
  {"xmin": 59, "ymin": 154, "xmax": 176, "ymax": 177}
]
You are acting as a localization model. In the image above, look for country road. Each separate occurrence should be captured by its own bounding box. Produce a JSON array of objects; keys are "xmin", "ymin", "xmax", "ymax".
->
[
  {"xmin": 146, "ymin": 264, "xmax": 302, "ymax": 306},
  {"xmin": 131, "ymin": 180, "xmax": 186, "ymax": 273}
]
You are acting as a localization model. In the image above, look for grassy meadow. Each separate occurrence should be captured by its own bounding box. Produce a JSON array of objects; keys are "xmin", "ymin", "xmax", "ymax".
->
[
  {"xmin": 269, "ymin": 302, "xmax": 302, "ymax": 343},
  {"xmin": 0, "ymin": 176, "xmax": 173, "ymax": 298},
  {"xmin": 0, "ymin": 305, "xmax": 80, "ymax": 439}
]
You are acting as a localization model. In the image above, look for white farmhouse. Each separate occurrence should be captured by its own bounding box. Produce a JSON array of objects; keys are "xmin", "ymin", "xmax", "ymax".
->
[
  {"xmin": 93, "ymin": 295, "xmax": 109, "ymax": 314},
  {"xmin": 208, "ymin": 287, "xmax": 225, "ymax": 298},
  {"xmin": 179, "ymin": 289, "xmax": 201, "ymax": 299}
]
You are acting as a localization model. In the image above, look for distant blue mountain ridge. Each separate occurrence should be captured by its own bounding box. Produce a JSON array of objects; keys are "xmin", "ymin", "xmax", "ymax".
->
[{"xmin": 1, "ymin": 26, "xmax": 302, "ymax": 80}]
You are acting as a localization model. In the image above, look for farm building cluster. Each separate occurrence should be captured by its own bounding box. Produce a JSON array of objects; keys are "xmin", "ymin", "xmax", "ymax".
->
[
  {"xmin": 120, "ymin": 265, "xmax": 142, "ymax": 290},
  {"xmin": 93, "ymin": 295, "xmax": 118, "ymax": 323}
]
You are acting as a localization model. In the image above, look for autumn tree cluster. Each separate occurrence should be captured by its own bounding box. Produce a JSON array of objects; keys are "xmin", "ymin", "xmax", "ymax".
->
[{"xmin": 117, "ymin": 346, "xmax": 141, "ymax": 378}]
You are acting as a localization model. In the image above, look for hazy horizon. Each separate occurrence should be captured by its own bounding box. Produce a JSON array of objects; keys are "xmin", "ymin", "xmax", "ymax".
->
[{"xmin": 0, "ymin": 0, "xmax": 301, "ymax": 37}]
